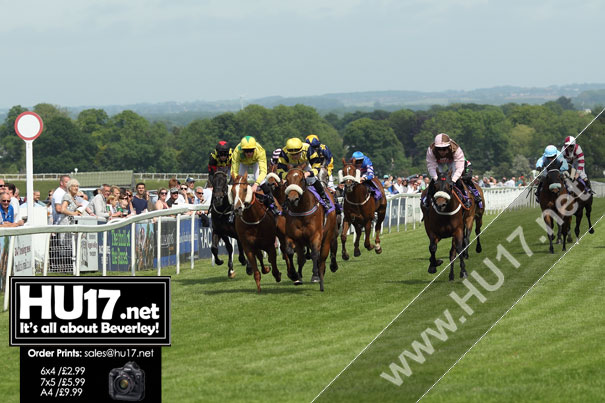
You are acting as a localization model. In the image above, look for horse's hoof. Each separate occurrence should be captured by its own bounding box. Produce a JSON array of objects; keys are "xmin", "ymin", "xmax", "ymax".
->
[
  {"xmin": 589, "ymin": 228, "xmax": 595, "ymax": 234},
  {"xmin": 246, "ymin": 265, "xmax": 253, "ymax": 275},
  {"xmin": 274, "ymin": 273, "xmax": 281, "ymax": 283},
  {"xmin": 262, "ymin": 266, "xmax": 271, "ymax": 274},
  {"xmin": 310, "ymin": 275, "xmax": 320, "ymax": 283},
  {"xmin": 365, "ymin": 244, "xmax": 374, "ymax": 251},
  {"xmin": 476, "ymin": 244, "xmax": 482, "ymax": 253},
  {"xmin": 228, "ymin": 269, "xmax": 236, "ymax": 279},
  {"xmin": 460, "ymin": 271, "xmax": 468, "ymax": 279},
  {"xmin": 293, "ymin": 279, "xmax": 303, "ymax": 286},
  {"xmin": 567, "ymin": 235, "xmax": 573, "ymax": 243},
  {"xmin": 428, "ymin": 266, "xmax": 436, "ymax": 274},
  {"xmin": 239, "ymin": 256, "xmax": 247, "ymax": 266},
  {"xmin": 342, "ymin": 253, "xmax": 349, "ymax": 261},
  {"xmin": 287, "ymin": 272, "xmax": 298, "ymax": 281},
  {"xmin": 354, "ymin": 249, "xmax": 361, "ymax": 257},
  {"xmin": 330, "ymin": 262, "xmax": 338, "ymax": 272},
  {"xmin": 549, "ymin": 248, "xmax": 554, "ymax": 254},
  {"xmin": 436, "ymin": 259, "xmax": 444, "ymax": 266},
  {"xmin": 375, "ymin": 246, "xmax": 382, "ymax": 254},
  {"xmin": 449, "ymin": 274, "xmax": 454, "ymax": 281},
  {"xmin": 215, "ymin": 258, "xmax": 224, "ymax": 266}
]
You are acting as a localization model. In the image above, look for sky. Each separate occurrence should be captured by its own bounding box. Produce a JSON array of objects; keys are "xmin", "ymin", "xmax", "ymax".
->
[{"xmin": 1, "ymin": 0, "xmax": 603, "ymax": 108}]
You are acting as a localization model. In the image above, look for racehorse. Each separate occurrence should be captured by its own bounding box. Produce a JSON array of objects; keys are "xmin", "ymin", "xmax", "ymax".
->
[
  {"xmin": 338, "ymin": 159, "xmax": 387, "ymax": 260},
  {"xmin": 539, "ymin": 168, "xmax": 576, "ymax": 253},
  {"xmin": 420, "ymin": 169, "xmax": 467, "ymax": 281},
  {"xmin": 229, "ymin": 173, "xmax": 282, "ymax": 292},
  {"xmin": 561, "ymin": 168, "xmax": 594, "ymax": 242},
  {"xmin": 461, "ymin": 181, "xmax": 485, "ymax": 259},
  {"xmin": 283, "ymin": 167, "xmax": 338, "ymax": 291},
  {"xmin": 209, "ymin": 168, "xmax": 248, "ymax": 278}
]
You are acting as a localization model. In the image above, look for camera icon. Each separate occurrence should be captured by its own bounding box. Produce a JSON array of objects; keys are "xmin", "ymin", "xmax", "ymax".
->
[{"xmin": 108, "ymin": 361, "xmax": 145, "ymax": 401}]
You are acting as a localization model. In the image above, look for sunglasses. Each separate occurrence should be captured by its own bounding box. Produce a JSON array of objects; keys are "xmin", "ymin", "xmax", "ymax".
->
[
  {"xmin": 120, "ymin": 197, "xmax": 128, "ymax": 200},
  {"xmin": 180, "ymin": 187, "xmax": 187, "ymax": 190},
  {"xmin": 243, "ymin": 149, "xmax": 254, "ymax": 153},
  {"xmin": 0, "ymin": 185, "xmax": 5, "ymax": 188},
  {"xmin": 159, "ymin": 192, "xmax": 167, "ymax": 195},
  {"xmin": 171, "ymin": 191, "xmax": 178, "ymax": 195},
  {"xmin": 1, "ymin": 200, "xmax": 10, "ymax": 203},
  {"xmin": 195, "ymin": 191, "xmax": 203, "ymax": 195}
]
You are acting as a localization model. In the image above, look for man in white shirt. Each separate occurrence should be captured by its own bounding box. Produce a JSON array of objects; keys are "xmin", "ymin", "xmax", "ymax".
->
[{"xmin": 52, "ymin": 175, "xmax": 70, "ymax": 225}]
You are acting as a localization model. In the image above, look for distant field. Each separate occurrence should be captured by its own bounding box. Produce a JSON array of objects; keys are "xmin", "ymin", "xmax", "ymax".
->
[{"xmin": 0, "ymin": 199, "xmax": 603, "ymax": 402}]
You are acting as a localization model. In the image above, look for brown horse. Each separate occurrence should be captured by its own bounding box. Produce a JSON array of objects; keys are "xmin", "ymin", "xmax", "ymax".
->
[
  {"xmin": 460, "ymin": 181, "xmax": 485, "ymax": 259},
  {"xmin": 560, "ymin": 171, "xmax": 594, "ymax": 242},
  {"xmin": 229, "ymin": 173, "xmax": 282, "ymax": 292},
  {"xmin": 539, "ymin": 169, "xmax": 576, "ymax": 253},
  {"xmin": 421, "ymin": 170, "xmax": 467, "ymax": 281},
  {"xmin": 283, "ymin": 167, "xmax": 338, "ymax": 291},
  {"xmin": 338, "ymin": 159, "xmax": 387, "ymax": 260}
]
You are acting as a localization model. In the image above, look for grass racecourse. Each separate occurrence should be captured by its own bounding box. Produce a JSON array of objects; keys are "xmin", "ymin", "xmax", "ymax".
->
[{"xmin": 0, "ymin": 198, "xmax": 604, "ymax": 402}]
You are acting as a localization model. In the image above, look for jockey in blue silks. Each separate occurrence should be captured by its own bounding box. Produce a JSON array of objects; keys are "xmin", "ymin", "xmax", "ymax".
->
[
  {"xmin": 535, "ymin": 145, "xmax": 569, "ymax": 202},
  {"xmin": 352, "ymin": 151, "xmax": 381, "ymax": 197}
]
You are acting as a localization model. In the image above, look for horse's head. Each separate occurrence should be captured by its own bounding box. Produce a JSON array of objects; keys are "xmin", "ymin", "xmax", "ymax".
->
[
  {"xmin": 229, "ymin": 173, "xmax": 254, "ymax": 216},
  {"xmin": 338, "ymin": 159, "xmax": 361, "ymax": 193},
  {"xmin": 433, "ymin": 170, "xmax": 454, "ymax": 210},
  {"xmin": 210, "ymin": 168, "xmax": 229, "ymax": 205},
  {"xmin": 265, "ymin": 163, "xmax": 282, "ymax": 194},
  {"xmin": 284, "ymin": 167, "xmax": 306, "ymax": 207},
  {"xmin": 544, "ymin": 168, "xmax": 563, "ymax": 195}
]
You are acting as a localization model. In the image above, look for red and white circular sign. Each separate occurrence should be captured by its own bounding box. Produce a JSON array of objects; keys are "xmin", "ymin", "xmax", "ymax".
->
[{"xmin": 14, "ymin": 111, "xmax": 43, "ymax": 141}]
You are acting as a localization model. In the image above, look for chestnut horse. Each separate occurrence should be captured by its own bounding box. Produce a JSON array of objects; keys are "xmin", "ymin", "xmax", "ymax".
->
[
  {"xmin": 283, "ymin": 167, "xmax": 338, "ymax": 291},
  {"xmin": 209, "ymin": 168, "xmax": 248, "ymax": 278},
  {"xmin": 338, "ymin": 159, "xmax": 387, "ymax": 260},
  {"xmin": 420, "ymin": 170, "xmax": 467, "ymax": 281},
  {"xmin": 229, "ymin": 173, "xmax": 282, "ymax": 292},
  {"xmin": 539, "ymin": 169, "xmax": 576, "ymax": 253}
]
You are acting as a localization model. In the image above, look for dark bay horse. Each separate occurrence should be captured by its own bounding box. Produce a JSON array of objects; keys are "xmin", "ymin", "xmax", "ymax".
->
[
  {"xmin": 283, "ymin": 167, "xmax": 338, "ymax": 291},
  {"xmin": 561, "ymin": 169, "xmax": 594, "ymax": 242},
  {"xmin": 420, "ymin": 170, "xmax": 467, "ymax": 281},
  {"xmin": 209, "ymin": 168, "xmax": 247, "ymax": 278},
  {"xmin": 338, "ymin": 159, "xmax": 387, "ymax": 260},
  {"xmin": 539, "ymin": 169, "xmax": 576, "ymax": 253},
  {"xmin": 229, "ymin": 173, "xmax": 282, "ymax": 292}
]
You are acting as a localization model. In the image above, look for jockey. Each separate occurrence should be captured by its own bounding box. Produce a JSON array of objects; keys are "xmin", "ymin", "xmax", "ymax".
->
[
  {"xmin": 351, "ymin": 151, "xmax": 381, "ymax": 197},
  {"xmin": 208, "ymin": 140, "xmax": 232, "ymax": 183},
  {"xmin": 231, "ymin": 136, "xmax": 268, "ymax": 192},
  {"xmin": 535, "ymin": 145, "xmax": 569, "ymax": 202},
  {"xmin": 277, "ymin": 137, "xmax": 332, "ymax": 209},
  {"xmin": 562, "ymin": 136, "xmax": 592, "ymax": 192},
  {"xmin": 423, "ymin": 133, "xmax": 471, "ymax": 209},
  {"xmin": 231, "ymin": 136, "xmax": 279, "ymax": 216},
  {"xmin": 305, "ymin": 134, "xmax": 334, "ymax": 179}
]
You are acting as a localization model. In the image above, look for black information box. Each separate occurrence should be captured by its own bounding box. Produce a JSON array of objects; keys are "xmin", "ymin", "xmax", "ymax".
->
[{"xmin": 10, "ymin": 277, "xmax": 171, "ymax": 402}]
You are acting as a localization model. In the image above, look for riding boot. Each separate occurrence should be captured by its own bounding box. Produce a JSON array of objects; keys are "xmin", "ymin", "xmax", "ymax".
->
[
  {"xmin": 313, "ymin": 180, "xmax": 331, "ymax": 209},
  {"xmin": 456, "ymin": 179, "xmax": 472, "ymax": 209},
  {"xmin": 262, "ymin": 194, "xmax": 281, "ymax": 216},
  {"xmin": 467, "ymin": 181, "xmax": 482, "ymax": 206},
  {"xmin": 535, "ymin": 178, "xmax": 543, "ymax": 203},
  {"xmin": 584, "ymin": 177, "xmax": 594, "ymax": 193}
]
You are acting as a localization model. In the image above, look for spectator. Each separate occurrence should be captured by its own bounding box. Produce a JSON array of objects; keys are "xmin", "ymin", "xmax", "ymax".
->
[
  {"xmin": 185, "ymin": 177, "xmax": 196, "ymax": 199},
  {"xmin": 155, "ymin": 188, "xmax": 169, "ymax": 210},
  {"xmin": 58, "ymin": 179, "xmax": 82, "ymax": 225},
  {"xmin": 418, "ymin": 175, "xmax": 427, "ymax": 191},
  {"xmin": 0, "ymin": 192, "xmax": 24, "ymax": 227},
  {"xmin": 193, "ymin": 186, "xmax": 205, "ymax": 205},
  {"xmin": 504, "ymin": 177, "xmax": 515, "ymax": 187},
  {"xmin": 180, "ymin": 184, "xmax": 193, "ymax": 204},
  {"xmin": 91, "ymin": 184, "xmax": 110, "ymax": 219},
  {"xmin": 393, "ymin": 177, "xmax": 406, "ymax": 194},
  {"xmin": 75, "ymin": 190, "xmax": 95, "ymax": 216},
  {"xmin": 5, "ymin": 183, "xmax": 20, "ymax": 218},
  {"xmin": 33, "ymin": 190, "xmax": 47, "ymax": 207},
  {"xmin": 52, "ymin": 175, "xmax": 70, "ymax": 225},
  {"xmin": 118, "ymin": 192, "xmax": 133, "ymax": 217},
  {"xmin": 106, "ymin": 195, "xmax": 120, "ymax": 219},
  {"xmin": 132, "ymin": 183, "xmax": 149, "ymax": 214},
  {"xmin": 167, "ymin": 187, "xmax": 180, "ymax": 207}
]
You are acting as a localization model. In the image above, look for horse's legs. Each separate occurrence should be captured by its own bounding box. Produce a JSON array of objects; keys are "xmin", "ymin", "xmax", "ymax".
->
[
  {"xmin": 222, "ymin": 234, "xmax": 236, "ymax": 279},
  {"xmin": 586, "ymin": 199, "xmax": 595, "ymax": 234},
  {"xmin": 266, "ymin": 246, "xmax": 281, "ymax": 283},
  {"xmin": 475, "ymin": 213, "xmax": 483, "ymax": 253},
  {"xmin": 236, "ymin": 240, "xmax": 247, "ymax": 266},
  {"xmin": 340, "ymin": 216, "xmax": 351, "ymax": 261},
  {"xmin": 428, "ymin": 235, "xmax": 442, "ymax": 274},
  {"xmin": 373, "ymin": 208, "xmax": 386, "ymax": 254},
  {"xmin": 545, "ymin": 216, "xmax": 555, "ymax": 254},
  {"xmin": 353, "ymin": 222, "xmax": 363, "ymax": 257},
  {"xmin": 329, "ymin": 227, "xmax": 339, "ymax": 273},
  {"xmin": 363, "ymin": 219, "xmax": 374, "ymax": 251},
  {"xmin": 573, "ymin": 205, "xmax": 583, "ymax": 240},
  {"xmin": 243, "ymin": 247, "xmax": 261, "ymax": 292},
  {"xmin": 295, "ymin": 242, "xmax": 306, "ymax": 282},
  {"xmin": 451, "ymin": 228, "xmax": 466, "ymax": 280},
  {"xmin": 211, "ymin": 232, "xmax": 223, "ymax": 266},
  {"xmin": 255, "ymin": 250, "xmax": 271, "ymax": 275},
  {"xmin": 284, "ymin": 237, "xmax": 301, "ymax": 284}
]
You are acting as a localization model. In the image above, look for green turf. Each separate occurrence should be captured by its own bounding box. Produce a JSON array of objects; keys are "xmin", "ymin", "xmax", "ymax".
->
[{"xmin": 0, "ymin": 200, "xmax": 603, "ymax": 402}]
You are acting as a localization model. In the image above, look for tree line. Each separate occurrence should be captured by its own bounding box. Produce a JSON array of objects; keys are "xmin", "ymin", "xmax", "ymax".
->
[{"xmin": 1, "ymin": 97, "xmax": 603, "ymax": 179}]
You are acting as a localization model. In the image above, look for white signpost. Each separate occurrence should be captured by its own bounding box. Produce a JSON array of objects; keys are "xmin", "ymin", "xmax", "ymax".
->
[{"xmin": 14, "ymin": 111, "xmax": 43, "ymax": 223}]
